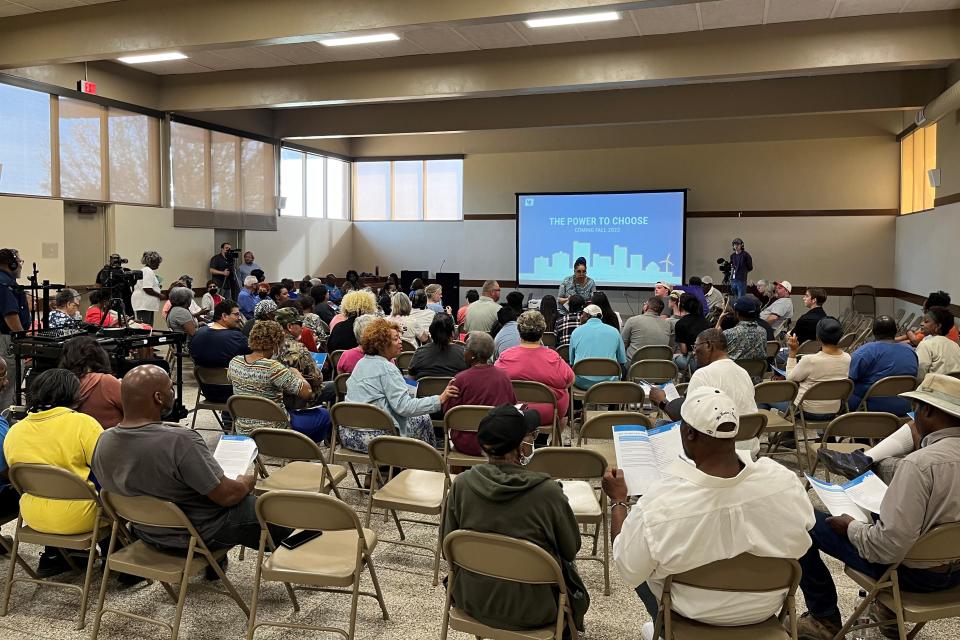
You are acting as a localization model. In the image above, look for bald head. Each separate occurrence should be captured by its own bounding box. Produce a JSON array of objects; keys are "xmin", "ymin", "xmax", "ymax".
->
[{"xmin": 120, "ymin": 365, "xmax": 174, "ymax": 424}]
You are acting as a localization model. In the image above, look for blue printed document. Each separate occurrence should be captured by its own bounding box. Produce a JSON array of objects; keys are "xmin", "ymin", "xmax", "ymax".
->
[
  {"xmin": 612, "ymin": 421, "xmax": 684, "ymax": 495},
  {"xmin": 214, "ymin": 435, "xmax": 258, "ymax": 480},
  {"xmin": 805, "ymin": 471, "xmax": 888, "ymax": 523},
  {"xmin": 311, "ymin": 352, "xmax": 327, "ymax": 368}
]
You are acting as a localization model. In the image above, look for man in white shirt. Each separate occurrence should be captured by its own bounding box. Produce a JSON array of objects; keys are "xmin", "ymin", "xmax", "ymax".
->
[
  {"xmin": 760, "ymin": 280, "xmax": 794, "ymax": 334},
  {"xmin": 701, "ymin": 276, "xmax": 725, "ymax": 313},
  {"xmin": 603, "ymin": 386, "xmax": 814, "ymax": 639},
  {"xmin": 650, "ymin": 328, "xmax": 760, "ymax": 456}
]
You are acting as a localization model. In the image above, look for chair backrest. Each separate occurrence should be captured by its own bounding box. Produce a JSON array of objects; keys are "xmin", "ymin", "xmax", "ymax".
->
[
  {"xmin": 330, "ymin": 349, "xmax": 346, "ymax": 371},
  {"xmin": 669, "ymin": 553, "xmax": 801, "ymax": 593},
  {"xmin": 861, "ymin": 375, "xmax": 917, "ymax": 406},
  {"xmin": 9, "ymin": 463, "xmax": 98, "ymax": 502},
  {"xmin": 250, "ymin": 428, "xmax": 323, "ymax": 461},
  {"xmin": 444, "ymin": 405, "xmax": 494, "ymax": 434},
  {"xmin": 330, "ymin": 402, "xmax": 399, "ymax": 434},
  {"xmin": 416, "ymin": 376, "xmax": 452, "ymax": 399},
  {"xmin": 851, "ymin": 285, "xmax": 876, "ymax": 316},
  {"xmin": 195, "ymin": 366, "xmax": 230, "ymax": 386},
  {"xmin": 226, "ymin": 395, "xmax": 289, "ymax": 424},
  {"xmin": 579, "ymin": 411, "xmax": 653, "ymax": 443},
  {"xmin": 540, "ymin": 331, "xmax": 557, "ymax": 348},
  {"xmin": 555, "ymin": 344, "xmax": 569, "ymax": 362},
  {"xmin": 395, "ymin": 351, "xmax": 414, "ymax": 372},
  {"xmin": 766, "ymin": 340, "xmax": 781, "ymax": 358},
  {"xmin": 802, "ymin": 378, "xmax": 853, "ymax": 403},
  {"xmin": 443, "ymin": 530, "xmax": 565, "ymax": 588},
  {"xmin": 632, "ymin": 345, "xmax": 674, "ymax": 364},
  {"xmin": 525, "ymin": 447, "xmax": 607, "ymax": 480},
  {"xmin": 572, "ymin": 357, "xmax": 622, "ymax": 378},
  {"xmin": 822, "ymin": 412, "xmax": 901, "ymax": 441},
  {"xmin": 796, "ymin": 340, "xmax": 821, "ymax": 356},
  {"xmin": 400, "ymin": 339, "xmax": 418, "ymax": 353},
  {"xmin": 754, "ymin": 380, "xmax": 799, "ymax": 405},
  {"xmin": 735, "ymin": 358, "xmax": 767, "ymax": 379},
  {"xmin": 512, "ymin": 380, "xmax": 558, "ymax": 408},
  {"xmin": 736, "ymin": 413, "xmax": 768, "ymax": 442},
  {"xmin": 256, "ymin": 490, "xmax": 361, "ymax": 534},
  {"xmin": 902, "ymin": 522, "xmax": 960, "ymax": 564},
  {"xmin": 368, "ymin": 435, "xmax": 446, "ymax": 474},
  {"xmin": 100, "ymin": 490, "xmax": 195, "ymax": 533},
  {"xmin": 837, "ymin": 332, "xmax": 857, "ymax": 350},
  {"xmin": 628, "ymin": 359, "xmax": 678, "ymax": 383},
  {"xmin": 582, "ymin": 381, "xmax": 645, "ymax": 406},
  {"xmin": 333, "ymin": 372, "xmax": 350, "ymax": 399}
]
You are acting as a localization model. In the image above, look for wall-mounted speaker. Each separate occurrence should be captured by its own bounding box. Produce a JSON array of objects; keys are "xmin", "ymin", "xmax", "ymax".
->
[{"xmin": 928, "ymin": 168, "xmax": 941, "ymax": 189}]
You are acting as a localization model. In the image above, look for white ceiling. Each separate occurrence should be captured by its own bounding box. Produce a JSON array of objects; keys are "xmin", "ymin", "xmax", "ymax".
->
[{"xmin": 0, "ymin": 0, "xmax": 117, "ymax": 17}]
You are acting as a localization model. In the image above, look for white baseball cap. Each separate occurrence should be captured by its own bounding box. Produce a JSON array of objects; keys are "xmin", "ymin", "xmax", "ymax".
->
[
  {"xmin": 680, "ymin": 387, "xmax": 739, "ymax": 439},
  {"xmin": 701, "ymin": 276, "xmax": 714, "ymax": 285},
  {"xmin": 775, "ymin": 280, "xmax": 793, "ymax": 294},
  {"xmin": 582, "ymin": 304, "xmax": 603, "ymax": 317}
]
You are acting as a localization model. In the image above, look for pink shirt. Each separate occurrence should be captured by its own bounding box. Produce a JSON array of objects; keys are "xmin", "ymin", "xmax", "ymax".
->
[
  {"xmin": 337, "ymin": 346, "xmax": 364, "ymax": 375},
  {"xmin": 328, "ymin": 314, "xmax": 347, "ymax": 331},
  {"xmin": 494, "ymin": 345, "xmax": 574, "ymax": 424}
]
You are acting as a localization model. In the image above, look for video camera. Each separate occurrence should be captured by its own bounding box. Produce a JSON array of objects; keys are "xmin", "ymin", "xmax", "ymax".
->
[
  {"xmin": 98, "ymin": 253, "xmax": 143, "ymax": 290},
  {"xmin": 224, "ymin": 248, "xmax": 241, "ymax": 261},
  {"xmin": 716, "ymin": 257, "xmax": 732, "ymax": 284}
]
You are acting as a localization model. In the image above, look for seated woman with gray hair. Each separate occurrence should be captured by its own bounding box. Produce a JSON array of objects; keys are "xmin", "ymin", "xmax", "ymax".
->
[
  {"xmin": 161, "ymin": 275, "xmax": 205, "ymax": 320},
  {"xmin": 336, "ymin": 313, "xmax": 378, "ymax": 375},
  {"xmin": 389, "ymin": 291, "xmax": 425, "ymax": 345},
  {"xmin": 442, "ymin": 331, "xmax": 518, "ymax": 455},
  {"xmin": 48, "ymin": 288, "xmax": 83, "ymax": 329},
  {"xmin": 166, "ymin": 286, "xmax": 199, "ymax": 339}
]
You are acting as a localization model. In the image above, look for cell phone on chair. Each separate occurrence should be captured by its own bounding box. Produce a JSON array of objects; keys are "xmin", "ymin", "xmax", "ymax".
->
[{"xmin": 280, "ymin": 530, "xmax": 323, "ymax": 550}]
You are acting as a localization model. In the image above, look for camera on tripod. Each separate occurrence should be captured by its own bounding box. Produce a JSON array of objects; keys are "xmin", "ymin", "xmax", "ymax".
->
[
  {"xmin": 99, "ymin": 253, "xmax": 143, "ymax": 289},
  {"xmin": 716, "ymin": 257, "xmax": 732, "ymax": 284},
  {"xmin": 224, "ymin": 248, "xmax": 241, "ymax": 261}
]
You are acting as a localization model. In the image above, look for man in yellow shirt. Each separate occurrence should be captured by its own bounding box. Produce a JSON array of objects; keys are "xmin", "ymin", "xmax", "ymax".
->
[{"xmin": 3, "ymin": 368, "xmax": 102, "ymax": 577}]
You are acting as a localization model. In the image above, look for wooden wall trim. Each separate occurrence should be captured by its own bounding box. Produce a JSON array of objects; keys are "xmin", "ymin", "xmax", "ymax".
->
[{"xmin": 933, "ymin": 191, "xmax": 960, "ymax": 208}]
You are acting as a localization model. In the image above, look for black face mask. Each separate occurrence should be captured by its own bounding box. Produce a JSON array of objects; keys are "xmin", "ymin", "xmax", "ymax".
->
[{"xmin": 208, "ymin": 287, "xmax": 218, "ymax": 294}]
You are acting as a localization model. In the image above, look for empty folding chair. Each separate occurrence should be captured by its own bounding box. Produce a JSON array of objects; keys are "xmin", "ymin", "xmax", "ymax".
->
[
  {"xmin": 795, "ymin": 340, "xmax": 821, "ymax": 357},
  {"xmin": 569, "ymin": 358, "xmax": 623, "ymax": 425},
  {"xmin": 512, "ymin": 380, "xmax": 562, "ymax": 445},
  {"xmin": 580, "ymin": 381, "xmax": 645, "ymax": 427},
  {"xmin": 807, "ymin": 412, "xmax": 900, "ymax": 482},
  {"xmin": 333, "ymin": 372, "xmax": 350, "ymax": 402},
  {"xmin": 416, "ymin": 376, "xmax": 453, "ymax": 429},
  {"xmin": 191, "ymin": 367, "xmax": 231, "ymax": 431},
  {"xmin": 736, "ymin": 358, "xmax": 768, "ymax": 380},
  {"xmin": 630, "ymin": 345, "xmax": 674, "ymax": 366},
  {"xmin": 329, "ymin": 349, "xmax": 346, "ymax": 373},
  {"xmin": 755, "ymin": 380, "xmax": 804, "ymax": 471},
  {"xmin": 627, "ymin": 359, "xmax": 679, "ymax": 385},
  {"xmin": 541, "ymin": 331, "xmax": 557, "ymax": 348},
  {"xmin": 796, "ymin": 379, "xmax": 854, "ymax": 472},
  {"xmin": 443, "ymin": 405, "xmax": 494, "ymax": 469},
  {"xmin": 329, "ymin": 403, "xmax": 399, "ymax": 493},
  {"xmin": 249, "ymin": 428, "xmax": 347, "ymax": 499},
  {"xmin": 855, "ymin": 375, "xmax": 917, "ymax": 414},
  {"xmin": 576, "ymin": 411, "xmax": 653, "ymax": 469},
  {"xmin": 395, "ymin": 351, "xmax": 414, "ymax": 374}
]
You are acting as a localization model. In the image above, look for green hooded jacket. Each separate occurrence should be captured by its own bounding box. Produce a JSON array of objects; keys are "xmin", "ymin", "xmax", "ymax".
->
[{"xmin": 441, "ymin": 462, "xmax": 590, "ymax": 631}]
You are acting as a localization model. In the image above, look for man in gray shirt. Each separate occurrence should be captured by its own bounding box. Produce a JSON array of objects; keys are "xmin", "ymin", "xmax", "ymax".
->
[
  {"xmin": 463, "ymin": 279, "xmax": 502, "ymax": 333},
  {"xmin": 92, "ymin": 365, "xmax": 290, "ymax": 552},
  {"xmin": 620, "ymin": 296, "xmax": 672, "ymax": 359},
  {"xmin": 760, "ymin": 280, "xmax": 794, "ymax": 334},
  {"xmin": 795, "ymin": 373, "xmax": 960, "ymax": 639}
]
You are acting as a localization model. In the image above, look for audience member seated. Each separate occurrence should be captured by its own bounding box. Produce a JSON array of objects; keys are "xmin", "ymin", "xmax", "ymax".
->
[
  {"xmin": 161, "ymin": 276, "xmax": 204, "ymax": 320},
  {"xmin": 589, "ymin": 291, "xmax": 621, "ymax": 332},
  {"xmin": 463, "ymin": 279, "xmax": 502, "ymax": 333},
  {"xmin": 722, "ymin": 296, "xmax": 767, "ymax": 364},
  {"xmin": 665, "ymin": 290, "xmax": 681, "ymax": 333},
  {"xmin": 604, "ymin": 387, "xmax": 813, "ymax": 640},
  {"xmin": 92, "ymin": 365, "xmax": 290, "ymax": 555},
  {"xmin": 166, "ymin": 287, "xmax": 199, "ymax": 340},
  {"xmin": 555, "ymin": 294, "xmax": 585, "ymax": 348},
  {"xmin": 492, "ymin": 306, "xmax": 520, "ymax": 360},
  {"xmin": 278, "ymin": 300, "xmax": 317, "ymax": 352},
  {"xmin": 441, "ymin": 404, "xmax": 590, "ymax": 632},
  {"xmin": 324, "ymin": 274, "xmax": 343, "ymax": 304},
  {"xmin": 899, "ymin": 290, "xmax": 959, "ymax": 345},
  {"xmin": 674, "ymin": 276, "xmax": 710, "ymax": 317},
  {"xmin": 237, "ymin": 276, "xmax": 259, "ymax": 319},
  {"xmin": 620, "ymin": 296, "xmax": 672, "ymax": 360},
  {"xmin": 785, "ymin": 318, "xmax": 851, "ymax": 423},
  {"xmin": 916, "ymin": 306, "xmax": 960, "ymax": 379},
  {"xmin": 408, "ymin": 290, "xmax": 437, "ymax": 338},
  {"xmin": 388, "ymin": 291, "xmax": 424, "ymax": 345},
  {"xmin": 302, "ymin": 310, "xmax": 327, "ymax": 354},
  {"xmin": 59, "ymin": 336, "xmax": 122, "ymax": 429},
  {"xmin": 424, "ymin": 283, "xmax": 448, "ymax": 314},
  {"xmin": 243, "ymin": 299, "xmax": 276, "ymax": 337},
  {"xmin": 409, "ymin": 313, "xmax": 467, "ymax": 379},
  {"xmin": 342, "ymin": 318, "xmax": 458, "ymax": 452},
  {"xmin": 792, "ymin": 287, "xmax": 828, "ymax": 345},
  {"xmin": 797, "ymin": 373, "xmax": 960, "ymax": 639},
  {"xmin": 457, "ymin": 289, "xmax": 478, "ymax": 325},
  {"xmin": 495, "ymin": 311, "xmax": 574, "ymax": 435},
  {"xmin": 442, "ymin": 332, "xmax": 517, "ymax": 456},
  {"xmin": 848, "ymin": 315, "xmax": 918, "ymax": 414},
  {"xmin": 701, "ymin": 276, "xmax": 724, "ymax": 313},
  {"xmin": 760, "ymin": 280, "xmax": 794, "ymax": 334},
  {"xmin": 752, "ymin": 279, "xmax": 773, "ymax": 308},
  {"xmin": 228, "ymin": 321, "xmax": 327, "ymax": 441},
  {"xmin": 83, "ymin": 290, "xmax": 118, "ymax": 327},
  {"xmin": 48, "ymin": 288, "xmax": 83, "ymax": 329},
  {"xmin": 538, "ymin": 295, "xmax": 559, "ymax": 338},
  {"xmin": 651, "ymin": 328, "xmax": 759, "ymax": 456},
  {"xmin": 201, "ymin": 280, "xmax": 223, "ymax": 322},
  {"xmin": 408, "ymin": 277, "xmax": 425, "ymax": 296},
  {"xmin": 569, "ymin": 304, "xmax": 626, "ymax": 389},
  {"xmin": 269, "ymin": 284, "xmax": 290, "ymax": 306},
  {"xmin": 309, "ymin": 285, "xmax": 337, "ymax": 325},
  {"xmin": 274, "ymin": 307, "xmax": 327, "ymax": 406},
  {"xmin": 327, "ymin": 290, "xmax": 377, "ymax": 353},
  {"xmin": 335, "ymin": 314, "xmax": 377, "ymax": 375},
  {"xmin": 4, "ymin": 369, "xmax": 103, "ymax": 576},
  {"xmin": 0, "ymin": 360, "xmax": 18, "ymax": 522},
  {"xmin": 654, "ymin": 281, "xmax": 673, "ymax": 317},
  {"xmin": 189, "ymin": 299, "xmax": 251, "ymax": 404},
  {"xmin": 674, "ymin": 293, "xmax": 711, "ymax": 374}
]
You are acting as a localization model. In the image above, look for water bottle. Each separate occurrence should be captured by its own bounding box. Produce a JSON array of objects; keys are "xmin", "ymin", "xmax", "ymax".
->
[{"xmin": 852, "ymin": 589, "xmax": 875, "ymax": 639}]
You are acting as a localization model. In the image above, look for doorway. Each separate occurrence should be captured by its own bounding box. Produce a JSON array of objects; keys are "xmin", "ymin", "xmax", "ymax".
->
[{"xmin": 63, "ymin": 203, "xmax": 107, "ymax": 287}]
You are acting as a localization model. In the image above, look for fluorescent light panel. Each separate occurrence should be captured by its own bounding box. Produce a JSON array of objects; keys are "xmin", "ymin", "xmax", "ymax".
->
[
  {"xmin": 117, "ymin": 51, "xmax": 188, "ymax": 64},
  {"xmin": 319, "ymin": 32, "xmax": 400, "ymax": 47},
  {"xmin": 525, "ymin": 11, "xmax": 619, "ymax": 28}
]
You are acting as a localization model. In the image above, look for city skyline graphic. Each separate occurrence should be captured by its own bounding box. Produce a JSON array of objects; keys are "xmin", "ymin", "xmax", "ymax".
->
[{"xmin": 520, "ymin": 240, "xmax": 682, "ymax": 284}]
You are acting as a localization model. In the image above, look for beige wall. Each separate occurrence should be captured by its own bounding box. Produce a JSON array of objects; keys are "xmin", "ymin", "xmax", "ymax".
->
[
  {"xmin": 0, "ymin": 195, "xmax": 65, "ymax": 283},
  {"xmin": 4, "ymin": 61, "xmax": 161, "ymax": 109},
  {"xmin": 246, "ymin": 217, "xmax": 353, "ymax": 281}
]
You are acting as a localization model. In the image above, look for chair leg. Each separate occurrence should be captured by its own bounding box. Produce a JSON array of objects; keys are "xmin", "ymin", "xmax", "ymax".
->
[
  {"xmin": 171, "ymin": 544, "xmax": 197, "ymax": 640},
  {"xmin": 347, "ymin": 568, "xmax": 361, "ymax": 640},
  {"xmin": 390, "ymin": 510, "xmax": 406, "ymax": 540},
  {"xmin": 366, "ymin": 557, "xmax": 388, "ymax": 620},
  {"xmin": 0, "ymin": 526, "xmax": 20, "ymax": 617},
  {"xmin": 190, "ymin": 406, "xmax": 199, "ymax": 429},
  {"xmin": 432, "ymin": 521, "xmax": 443, "ymax": 587},
  {"xmin": 209, "ymin": 554, "xmax": 250, "ymax": 618},
  {"xmin": 89, "ymin": 527, "xmax": 119, "ymax": 640},
  {"xmin": 906, "ymin": 622, "xmax": 926, "ymax": 640},
  {"xmin": 245, "ymin": 540, "xmax": 265, "ymax": 640},
  {"xmin": 602, "ymin": 512, "xmax": 610, "ymax": 597},
  {"xmin": 75, "ymin": 529, "xmax": 101, "ymax": 630}
]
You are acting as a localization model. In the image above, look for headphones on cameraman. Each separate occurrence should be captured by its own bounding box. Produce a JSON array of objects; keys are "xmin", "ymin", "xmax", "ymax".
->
[{"xmin": 1, "ymin": 249, "xmax": 19, "ymax": 272}]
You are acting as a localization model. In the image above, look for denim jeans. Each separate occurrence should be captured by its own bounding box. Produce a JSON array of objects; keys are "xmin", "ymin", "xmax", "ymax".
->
[
  {"xmin": 730, "ymin": 281, "xmax": 747, "ymax": 299},
  {"xmin": 674, "ymin": 353, "xmax": 698, "ymax": 376},
  {"xmin": 799, "ymin": 511, "xmax": 960, "ymax": 620}
]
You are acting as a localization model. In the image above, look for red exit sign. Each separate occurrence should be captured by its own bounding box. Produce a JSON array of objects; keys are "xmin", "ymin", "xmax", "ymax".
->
[{"xmin": 77, "ymin": 80, "xmax": 97, "ymax": 95}]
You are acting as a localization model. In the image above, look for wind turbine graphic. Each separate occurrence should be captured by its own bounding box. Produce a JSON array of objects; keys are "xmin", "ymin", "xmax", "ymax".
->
[{"xmin": 658, "ymin": 253, "xmax": 673, "ymax": 273}]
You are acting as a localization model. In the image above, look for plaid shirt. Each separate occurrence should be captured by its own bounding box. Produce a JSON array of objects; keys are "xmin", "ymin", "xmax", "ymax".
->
[{"xmin": 555, "ymin": 312, "xmax": 581, "ymax": 347}]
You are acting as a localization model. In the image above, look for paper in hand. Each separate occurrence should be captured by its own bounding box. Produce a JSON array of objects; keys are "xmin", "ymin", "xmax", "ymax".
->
[{"xmin": 214, "ymin": 435, "xmax": 258, "ymax": 480}]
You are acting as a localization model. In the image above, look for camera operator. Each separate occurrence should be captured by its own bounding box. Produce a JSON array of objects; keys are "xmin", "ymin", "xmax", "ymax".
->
[
  {"xmin": 131, "ymin": 250, "xmax": 165, "ymax": 325},
  {"xmin": 729, "ymin": 238, "xmax": 753, "ymax": 300},
  {"xmin": 0, "ymin": 248, "xmax": 29, "ymax": 410},
  {"xmin": 209, "ymin": 242, "xmax": 241, "ymax": 302}
]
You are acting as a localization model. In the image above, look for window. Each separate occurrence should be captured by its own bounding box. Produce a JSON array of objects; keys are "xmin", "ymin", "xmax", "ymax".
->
[
  {"xmin": 900, "ymin": 124, "xmax": 937, "ymax": 215},
  {"xmin": 108, "ymin": 107, "xmax": 159, "ymax": 205},
  {"xmin": 0, "ymin": 83, "xmax": 52, "ymax": 196},
  {"xmin": 171, "ymin": 121, "xmax": 275, "ymax": 214},
  {"xmin": 279, "ymin": 146, "xmax": 350, "ymax": 219},
  {"xmin": 352, "ymin": 158, "xmax": 463, "ymax": 220},
  {"xmin": 59, "ymin": 97, "xmax": 105, "ymax": 201}
]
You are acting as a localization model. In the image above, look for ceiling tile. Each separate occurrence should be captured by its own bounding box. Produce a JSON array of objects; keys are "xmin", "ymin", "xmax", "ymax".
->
[
  {"xmin": 630, "ymin": 4, "xmax": 701, "ymax": 35},
  {"xmin": 699, "ymin": 0, "xmax": 765, "ymax": 30},
  {"xmin": 137, "ymin": 59, "xmax": 214, "ymax": 74},
  {"xmin": 0, "ymin": 3, "xmax": 36, "ymax": 16},
  {"xmin": 902, "ymin": 0, "xmax": 960, "ymax": 11},
  {"xmin": 253, "ymin": 42, "xmax": 333, "ymax": 66},
  {"xmin": 402, "ymin": 27, "xmax": 476, "ymax": 54},
  {"xmin": 363, "ymin": 37, "xmax": 431, "ymax": 56},
  {"xmin": 15, "ymin": 0, "xmax": 82, "ymax": 9},
  {"xmin": 314, "ymin": 43, "xmax": 384, "ymax": 62},
  {"xmin": 204, "ymin": 45, "xmax": 296, "ymax": 68},
  {"xmin": 765, "ymin": 0, "xmax": 836, "ymax": 22},
  {"xmin": 517, "ymin": 22, "xmax": 585, "ymax": 45},
  {"xmin": 833, "ymin": 0, "xmax": 906, "ymax": 17},
  {"xmin": 453, "ymin": 23, "xmax": 529, "ymax": 49},
  {"xmin": 575, "ymin": 14, "xmax": 641, "ymax": 39}
]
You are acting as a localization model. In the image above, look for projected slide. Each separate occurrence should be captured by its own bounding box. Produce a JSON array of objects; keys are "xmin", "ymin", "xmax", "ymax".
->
[{"xmin": 517, "ymin": 191, "xmax": 685, "ymax": 288}]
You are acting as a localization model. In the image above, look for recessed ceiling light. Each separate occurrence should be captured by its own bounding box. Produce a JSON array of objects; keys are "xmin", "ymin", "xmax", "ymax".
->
[
  {"xmin": 525, "ymin": 11, "xmax": 619, "ymax": 28},
  {"xmin": 319, "ymin": 33, "xmax": 400, "ymax": 47},
  {"xmin": 117, "ymin": 51, "xmax": 188, "ymax": 64}
]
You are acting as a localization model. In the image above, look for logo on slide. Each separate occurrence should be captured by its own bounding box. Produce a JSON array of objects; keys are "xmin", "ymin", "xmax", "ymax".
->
[{"xmin": 524, "ymin": 198, "xmax": 535, "ymax": 207}]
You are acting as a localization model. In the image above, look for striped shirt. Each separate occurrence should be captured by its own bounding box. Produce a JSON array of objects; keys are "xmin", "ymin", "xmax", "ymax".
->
[{"xmin": 227, "ymin": 356, "xmax": 303, "ymax": 433}]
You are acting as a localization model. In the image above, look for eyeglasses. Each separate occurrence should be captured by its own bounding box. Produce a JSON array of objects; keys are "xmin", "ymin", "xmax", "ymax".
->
[{"xmin": 229, "ymin": 311, "xmax": 242, "ymax": 317}]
